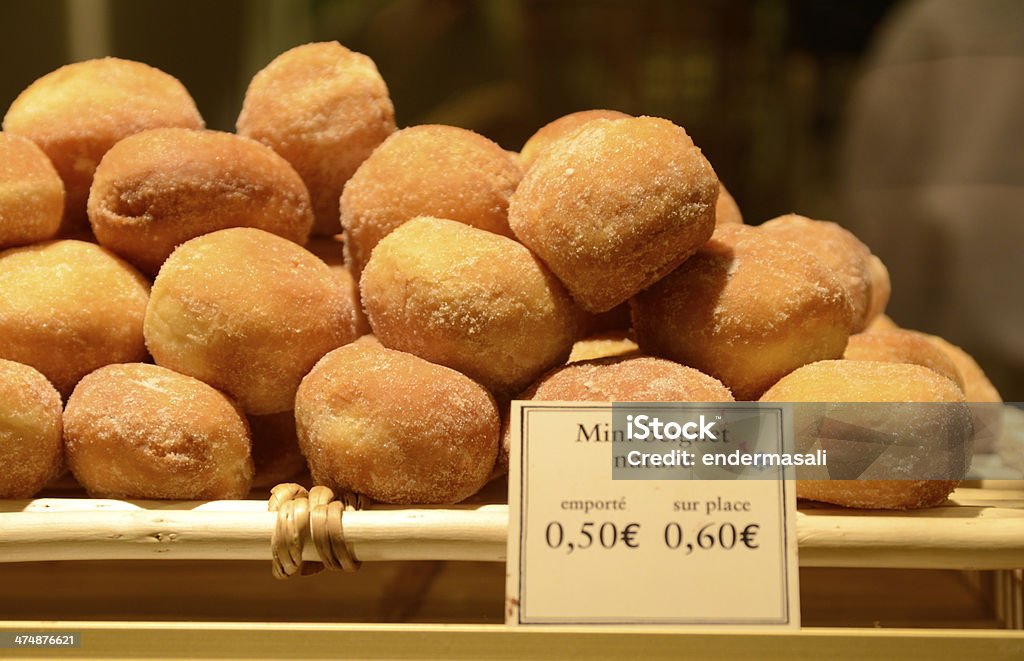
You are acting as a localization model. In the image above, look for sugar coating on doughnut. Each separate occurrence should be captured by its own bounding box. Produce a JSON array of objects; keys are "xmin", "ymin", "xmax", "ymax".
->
[
  {"xmin": 145, "ymin": 228, "xmax": 358, "ymax": 415},
  {"xmin": 632, "ymin": 225, "xmax": 853, "ymax": 401},
  {"xmin": 3, "ymin": 57, "xmax": 203, "ymax": 232},
  {"xmin": 88, "ymin": 128, "xmax": 314, "ymax": 274},
  {"xmin": 715, "ymin": 183, "xmax": 743, "ymax": 226},
  {"xmin": 0, "ymin": 240, "xmax": 149, "ymax": 396},
  {"xmin": 509, "ymin": 116, "xmax": 718, "ymax": 312},
  {"xmin": 341, "ymin": 125, "xmax": 521, "ymax": 277},
  {"xmin": 844, "ymin": 329, "xmax": 965, "ymax": 390},
  {"xmin": 249, "ymin": 411, "xmax": 307, "ymax": 490},
  {"xmin": 238, "ymin": 42, "xmax": 395, "ymax": 236},
  {"xmin": 499, "ymin": 356, "xmax": 734, "ymax": 473},
  {"xmin": 64, "ymin": 363, "xmax": 253, "ymax": 499},
  {"xmin": 360, "ymin": 217, "xmax": 576, "ymax": 395},
  {"xmin": 0, "ymin": 359, "xmax": 63, "ymax": 498},
  {"xmin": 0, "ymin": 133, "xmax": 64, "ymax": 248},
  {"xmin": 518, "ymin": 109, "xmax": 630, "ymax": 170},
  {"xmin": 760, "ymin": 214, "xmax": 873, "ymax": 332},
  {"xmin": 295, "ymin": 342, "xmax": 499, "ymax": 504},
  {"xmin": 761, "ymin": 360, "xmax": 970, "ymax": 509}
]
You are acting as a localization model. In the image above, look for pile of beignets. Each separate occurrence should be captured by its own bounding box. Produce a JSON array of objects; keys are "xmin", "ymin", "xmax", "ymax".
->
[{"xmin": 0, "ymin": 42, "xmax": 1002, "ymax": 509}]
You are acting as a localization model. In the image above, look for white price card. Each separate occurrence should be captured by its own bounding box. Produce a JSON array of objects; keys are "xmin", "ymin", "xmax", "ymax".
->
[{"xmin": 506, "ymin": 401, "xmax": 800, "ymax": 627}]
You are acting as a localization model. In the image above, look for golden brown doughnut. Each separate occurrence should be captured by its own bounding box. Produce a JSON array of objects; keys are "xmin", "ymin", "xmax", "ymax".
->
[
  {"xmin": 88, "ymin": 128, "xmax": 313, "ymax": 274},
  {"xmin": 341, "ymin": 124, "xmax": 521, "ymax": 277},
  {"xmin": 0, "ymin": 240, "xmax": 149, "ymax": 396},
  {"xmin": 295, "ymin": 342, "xmax": 499, "ymax": 504},
  {"xmin": 509, "ymin": 116, "xmax": 718, "ymax": 312},
  {"xmin": 632, "ymin": 225, "xmax": 853, "ymax": 401},
  {"xmin": 500, "ymin": 356, "xmax": 734, "ymax": 472},
  {"xmin": 760, "ymin": 214, "xmax": 874, "ymax": 332},
  {"xmin": 248, "ymin": 411, "xmax": 307, "ymax": 490},
  {"xmin": 715, "ymin": 183, "xmax": 743, "ymax": 226},
  {"xmin": 844, "ymin": 329, "xmax": 964, "ymax": 389},
  {"xmin": 64, "ymin": 363, "xmax": 253, "ymax": 499},
  {"xmin": 144, "ymin": 228, "xmax": 358, "ymax": 415},
  {"xmin": 3, "ymin": 57, "xmax": 203, "ymax": 232},
  {"xmin": 0, "ymin": 359, "xmax": 63, "ymax": 498},
  {"xmin": 0, "ymin": 133, "xmax": 64, "ymax": 248},
  {"xmin": 237, "ymin": 42, "xmax": 395, "ymax": 236},
  {"xmin": 760, "ymin": 360, "xmax": 972, "ymax": 509},
  {"xmin": 518, "ymin": 109, "xmax": 630, "ymax": 170},
  {"xmin": 360, "ymin": 216, "xmax": 575, "ymax": 395}
]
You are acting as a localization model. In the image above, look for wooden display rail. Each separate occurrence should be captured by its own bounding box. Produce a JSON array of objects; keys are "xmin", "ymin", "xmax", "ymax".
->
[{"xmin": 1, "ymin": 483, "xmax": 1023, "ymax": 570}]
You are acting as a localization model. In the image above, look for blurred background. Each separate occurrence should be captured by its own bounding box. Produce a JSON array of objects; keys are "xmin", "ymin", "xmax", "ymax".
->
[{"xmin": 1, "ymin": 0, "xmax": 1021, "ymax": 398}]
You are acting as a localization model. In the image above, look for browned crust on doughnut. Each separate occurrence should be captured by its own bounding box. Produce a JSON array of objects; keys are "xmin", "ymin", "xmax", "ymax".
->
[
  {"xmin": 0, "ymin": 240, "xmax": 150, "ymax": 396},
  {"xmin": 844, "ymin": 329, "xmax": 965, "ymax": 390},
  {"xmin": 144, "ymin": 228, "xmax": 358, "ymax": 415},
  {"xmin": 3, "ymin": 57, "xmax": 203, "ymax": 232},
  {"xmin": 0, "ymin": 133, "xmax": 64, "ymax": 248},
  {"xmin": 632, "ymin": 225, "xmax": 853, "ymax": 401},
  {"xmin": 341, "ymin": 125, "xmax": 521, "ymax": 277},
  {"xmin": 360, "ymin": 217, "xmax": 576, "ymax": 395},
  {"xmin": 866, "ymin": 254, "xmax": 891, "ymax": 324},
  {"xmin": 509, "ymin": 116, "xmax": 718, "ymax": 312},
  {"xmin": 64, "ymin": 363, "xmax": 253, "ymax": 499},
  {"xmin": 761, "ymin": 360, "xmax": 969, "ymax": 510},
  {"xmin": 518, "ymin": 109, "xmax": 630, "ymax": 170},
  {"xmin": 295, "ymin": 342, "xmax": 499, "ymax": 504},
  {"xmin": 0, "ymin": 359, "xmax": 63, "ymax": 498},
  {"xmin": 760, "ymin": 214, "xmax": 873, "ymax": 332},
  {"xmin": 238, "ymin": 42, "xmax": 395, "ymax": 236},
  {"xmin": 88, "ymin": 128, "xmax": 313, "ymax": 274}
]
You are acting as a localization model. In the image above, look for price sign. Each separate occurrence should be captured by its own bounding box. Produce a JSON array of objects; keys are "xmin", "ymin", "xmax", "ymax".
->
[{"xmin": 506, "ymin": 402, "xmax": 799, "ymax": 627}]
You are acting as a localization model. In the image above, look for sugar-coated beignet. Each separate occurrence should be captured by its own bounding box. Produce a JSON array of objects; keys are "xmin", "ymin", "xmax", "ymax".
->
[
  {"xmin": 64, "ymin": 363, "xmax": 253, "ymax": 499},
  {"xmin": 341, "ymin": 125, "xmax": 521, "ymax": 277},
  {"xmin": 500, "ymin": 356, "xmax": 734, "ymax": 473},
  {"xmin": 761, "ymin": 360, "xmax": 972, "ymax": 509},
  {"xmin": 866, "ymin": 254, "xmax": 891, "ymax": 323},
  {"xmin": 145, "ymin": 228, "xmax": 357, "ymax": 415},
  {"xmin": 0, "ymin": 133, "xmax": 64, "ymax": 248},
  {"xmin": 715, "ymin": 183, "xmax": 743, "ymax": 226},
  {"xmin": 238, "ymin": 42, "xmax": 395, "ymax": 236},
  {"xmin": 509, "ymin": 116, "xmax": 718, "ymax": 312},
  {"xmin": 761, "ymin": 214, "xmax": 874, "ymax": 332},
  {"xmin": 306, "ymin": 236, "xmax": 371, "ymax": 337},
  {"xmin": 3, "ymin": 57, "xmax": 203, "ymax": 231},
  {"xmin": 518, "ymin": 109, "xmax": 630, "ymax": 170},
  {"xmin": 0, "ymin": 359, "xmax": 63, "ymax": 498},
  {"xmin": 361, "ymin": 217, "xmax": 575, "ymax": 394},
  {"xmin": 88, "ymin": 128, "xmax": 313, "ymax": 274},
  {"xmin": 632, "ymin": 225, "xmax": 853, "ymax": 400},
  {"xmin": 295, "ymin": 342, "xmax": 499, "ymax": 504},
  {"xmin": 844, "ymin": 329, "xmax": 964, "ymax": 389},
  {"xmin": 249, "ymin": 411, "xmax": 308, "ymax": 490},
  {"xmin": 0, "ymin": 240, "xmax": 149, "ymax": 396}
]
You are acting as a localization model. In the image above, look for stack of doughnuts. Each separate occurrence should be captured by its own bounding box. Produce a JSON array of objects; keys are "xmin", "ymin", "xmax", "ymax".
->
[{"xmin": 0, "ymin": 43, "xmax": 1002, "ymax": 510}]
